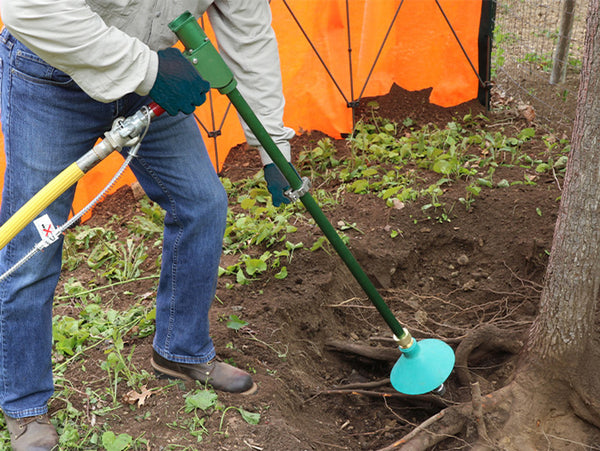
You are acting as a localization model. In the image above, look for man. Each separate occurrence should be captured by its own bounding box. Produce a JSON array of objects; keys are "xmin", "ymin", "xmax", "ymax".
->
[{"xmin": 0, "ymin": 1, "xmax": 295, "ymax": 449}]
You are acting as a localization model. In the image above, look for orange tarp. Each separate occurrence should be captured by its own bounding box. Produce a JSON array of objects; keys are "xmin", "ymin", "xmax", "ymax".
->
[
  {"xmin": 0, "ymin": 0, "xmax": 482, "ymax": 218},
  {"xmin": 271, "ymin": 0, "xmax": 480, "ymax": 137}
]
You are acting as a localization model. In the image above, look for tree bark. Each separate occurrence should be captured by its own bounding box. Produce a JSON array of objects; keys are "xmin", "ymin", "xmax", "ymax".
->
[{"xmin": 527, "ymin": 0, "xmax": 600, "ymax": 372}]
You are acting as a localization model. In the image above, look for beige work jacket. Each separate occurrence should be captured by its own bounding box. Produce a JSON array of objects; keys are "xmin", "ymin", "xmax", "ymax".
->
[{"xmin": 0, "ymin": 0, "xmax": 293, "ymax": 163}]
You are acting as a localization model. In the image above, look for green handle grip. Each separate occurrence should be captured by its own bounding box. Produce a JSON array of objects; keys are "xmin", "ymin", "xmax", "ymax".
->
[{"xmin": 169, "ymin": 12, "xmax": 237, "ymax": 94}]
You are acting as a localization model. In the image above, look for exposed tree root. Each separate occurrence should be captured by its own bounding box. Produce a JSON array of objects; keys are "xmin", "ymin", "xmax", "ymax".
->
[
  {"xmin": 375, "ymin": 383, "xmax": 514, "ymax": 450},
  {"xmin": 325, "ymin": 339, "xmax": 400, "ymax": 362},
  {"xmin": 328, "ymin": 323, "xmax": 525, "ymax": 381},
  {"xmin": 375, "ymin": 405, "xmax": 470, "ymax": 451},
  {"xmin": 471, "ymin": 381, "xmax": 491, "ymax": 445},
  {"xmin": 335, "ymin": 378, "xmax": 392, "ymax": 390},
  {"xmin": 376, "ymin": 371, "xmax": 600, "ymax": 451},
  {"xmin": 565, "ymin": 336, "xmax": 600, "ymax": 430},
  {"xmin": 327, "ymin": 328, "xmax": 600, "ymax": 449},
  {"xmin": 306, "ymin": 386, "xmax": 450, "ymax": 409},
  {"xmin": 454, "ymin": 324, "xmax": 524, "ymax": 386},
  {"xmin": 569, "ymin": 390, "xmax": 600, "ymax": 430}
]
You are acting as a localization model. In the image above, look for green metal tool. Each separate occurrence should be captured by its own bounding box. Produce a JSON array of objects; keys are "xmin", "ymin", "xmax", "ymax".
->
[{"xmin": 169, "ymin": 11, "xmax": 455, "ymax": 395}]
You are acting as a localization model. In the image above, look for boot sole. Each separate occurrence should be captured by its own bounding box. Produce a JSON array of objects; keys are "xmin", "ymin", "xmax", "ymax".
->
[{"xmin": 151, "ymin": 358, "xmax": 258, "ymax": 396}]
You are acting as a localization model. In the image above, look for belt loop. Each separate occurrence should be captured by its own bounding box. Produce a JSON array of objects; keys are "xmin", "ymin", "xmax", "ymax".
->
[{"xmin": 1, "ymin": 28, "xmax": 15, "ymax": 50}]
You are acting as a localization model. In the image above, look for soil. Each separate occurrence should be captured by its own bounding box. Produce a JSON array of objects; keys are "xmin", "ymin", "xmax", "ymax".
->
[{"xmin": 51, "ymin": 84, "xmax": 590, "ymax": 450}]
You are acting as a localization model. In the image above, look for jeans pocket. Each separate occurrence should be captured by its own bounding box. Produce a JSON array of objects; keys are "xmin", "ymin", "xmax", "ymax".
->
[{"xmin": 12, "ymin": 49, "xmax": 73, "ymax": 87}]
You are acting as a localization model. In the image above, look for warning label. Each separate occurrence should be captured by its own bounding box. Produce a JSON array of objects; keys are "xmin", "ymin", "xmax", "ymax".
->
[{"xmin": 33, "ymin": 214, "xmax": 57, "ymax": 241}]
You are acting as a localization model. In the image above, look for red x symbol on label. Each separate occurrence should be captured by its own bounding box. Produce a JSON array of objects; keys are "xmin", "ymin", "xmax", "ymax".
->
[{"xmin": 42, "ymin": 225, "xmax": 53, "ymax": 237}]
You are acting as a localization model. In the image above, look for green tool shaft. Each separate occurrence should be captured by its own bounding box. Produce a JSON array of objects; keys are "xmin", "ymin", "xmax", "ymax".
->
[
  {"xmin": 170, "ymin": 11, "xmax": 406, "ymax": 339},
  {"xmin": 227, "ymin": 89, "xmax": 405, "ymax": 338}
]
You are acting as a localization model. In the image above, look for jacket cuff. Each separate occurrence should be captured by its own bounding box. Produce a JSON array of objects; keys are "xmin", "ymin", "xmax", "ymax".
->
[
  {"xmin": 258, "ymin": 140, "xmax": 291, "ymax": 166},
  {"xmin": 136, "ymin": 51, "xmax": 159, "ymax": 96}
]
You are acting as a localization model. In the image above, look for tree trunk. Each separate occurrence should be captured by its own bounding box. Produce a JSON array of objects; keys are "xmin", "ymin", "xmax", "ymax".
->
[
  {"xmin": 550, "ymin": 0, "xmax": 577, "ymax": 85},
  {"xmin": 526, "ymin": 0, "xmax": 600, "ymax": 373}
]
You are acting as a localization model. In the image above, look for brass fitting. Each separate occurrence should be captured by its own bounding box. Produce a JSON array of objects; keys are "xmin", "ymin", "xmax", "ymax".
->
[{"xmin": 394, "ymin": 328, "xmax": 415, "ymax": 349}]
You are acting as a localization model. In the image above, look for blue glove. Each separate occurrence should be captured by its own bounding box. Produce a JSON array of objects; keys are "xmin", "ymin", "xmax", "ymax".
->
[
  {"xmin": 264, "ymin": 163, "xmax": 297, "ymax": 207},
  {"xmin": 149, "ymin": 47, "xmax": 210, "ymax": 116}
]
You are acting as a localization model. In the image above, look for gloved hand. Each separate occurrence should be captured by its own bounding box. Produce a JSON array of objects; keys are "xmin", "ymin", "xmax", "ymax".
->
[
  {"xmin": 149, "ymin": 47, "xmax": 210, "ymax": 116},
  {"xmin": 264, "ymin": 163, "xmax": 297, "ymax": 207}
]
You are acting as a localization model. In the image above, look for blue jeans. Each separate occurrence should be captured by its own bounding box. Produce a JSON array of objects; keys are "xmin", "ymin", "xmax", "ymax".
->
[{"xmin": 0, "ymin": 30, "xmax": 228, "ymax": 418}]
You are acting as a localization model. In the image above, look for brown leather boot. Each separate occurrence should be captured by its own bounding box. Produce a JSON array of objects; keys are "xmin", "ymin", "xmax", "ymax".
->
[
  {"xmin": 5, "ymin": 413, "xmax": 58, "ymax": 451},
  {"xmin": 151, "ymin": 350, "xmax": 257, "ymax": 395}
]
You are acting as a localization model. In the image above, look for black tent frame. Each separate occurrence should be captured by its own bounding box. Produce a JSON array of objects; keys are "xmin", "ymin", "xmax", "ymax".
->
[{"xmin": 195, "ymin": 0, "xmax": 496, "ymax": 171}]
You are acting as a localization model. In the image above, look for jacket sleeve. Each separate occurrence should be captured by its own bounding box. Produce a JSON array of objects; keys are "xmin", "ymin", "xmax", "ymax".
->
[
  {"xmin": 0, "ymin": 0, "xmax": 157, "ymax": 102},
  {"xmin": 207, "ymin": 0, "xmax": 295, "ymax": 165}
]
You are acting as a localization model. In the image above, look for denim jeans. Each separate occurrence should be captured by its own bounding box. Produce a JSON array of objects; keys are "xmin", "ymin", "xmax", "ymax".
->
[{"xmin": 0, "ymin": 30, "xmax": 228, "ymax": 418}]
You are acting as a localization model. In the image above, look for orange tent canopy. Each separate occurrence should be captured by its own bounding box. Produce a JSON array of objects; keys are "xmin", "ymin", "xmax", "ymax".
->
[{"xmin": 0, "ymin": 0, "xmax": 489, "ymax": 219}]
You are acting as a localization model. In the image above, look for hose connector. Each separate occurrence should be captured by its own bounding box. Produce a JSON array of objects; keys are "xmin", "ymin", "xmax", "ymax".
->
[{"xmin": 393, "ymin": 328, "xmax": 415, "ymax": 349}]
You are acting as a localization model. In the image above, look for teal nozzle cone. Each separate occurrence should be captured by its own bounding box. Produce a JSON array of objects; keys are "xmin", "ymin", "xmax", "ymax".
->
[{"xmin": 390, "ymin": 339, "xmax": 455, "ymax": 395}]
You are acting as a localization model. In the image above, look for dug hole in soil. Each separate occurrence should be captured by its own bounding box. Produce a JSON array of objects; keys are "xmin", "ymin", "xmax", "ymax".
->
[{"xmin": 61, "ymin": 84, "xmax": 563, "ymax": 450}]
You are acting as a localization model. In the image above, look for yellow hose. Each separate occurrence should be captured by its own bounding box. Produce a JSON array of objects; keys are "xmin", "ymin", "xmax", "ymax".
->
[{"xmin": 0, "ymin": 162, "xmax": 85, "ymax": 251}]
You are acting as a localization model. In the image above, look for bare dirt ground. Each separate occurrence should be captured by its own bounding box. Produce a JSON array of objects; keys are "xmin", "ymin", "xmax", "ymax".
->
[{"xmin": 52, "ymin": 84, "xmax": 592, "ymax": 450}]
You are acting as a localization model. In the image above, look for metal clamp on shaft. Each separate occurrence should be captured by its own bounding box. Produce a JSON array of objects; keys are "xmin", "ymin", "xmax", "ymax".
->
[{"xmin": 284, "ymin": 177, "xmax": 312, "ymax": 203}]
